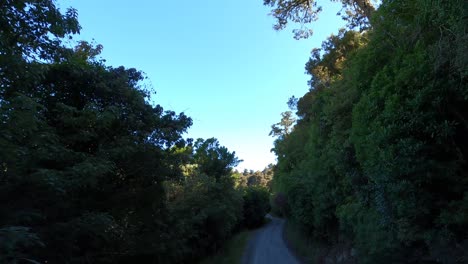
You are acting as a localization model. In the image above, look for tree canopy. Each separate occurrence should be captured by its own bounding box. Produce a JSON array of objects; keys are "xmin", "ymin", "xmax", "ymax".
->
[
  {"xmin": 0, "ymin": 1, "xmax": 265, "ymax": 263},
  {"xmin": 263, "ymin": 0, "xmax": 377, "ymax": 38}
]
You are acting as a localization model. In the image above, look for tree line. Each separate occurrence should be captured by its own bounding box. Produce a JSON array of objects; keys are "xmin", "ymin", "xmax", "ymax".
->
[
  {"xmin": 0, "ymin": 1, "xmax": 270, "ymax": 263},
  {"xmin": 267, "ymin": 0, "xmax": 467, "ymax": 263}
]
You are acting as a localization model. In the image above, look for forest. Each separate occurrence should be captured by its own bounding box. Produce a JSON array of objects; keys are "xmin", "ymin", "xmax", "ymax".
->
[
  {"xmin": 0, "ymin": 1, "xmax": 270, "ymax": 263},
  {"xmin": 1, "ymin": 0, "xmax": 467, "ymax": 263},
  {"xmin": 268, "ymin": 0, "xmax": 467, "ymax": 263}
]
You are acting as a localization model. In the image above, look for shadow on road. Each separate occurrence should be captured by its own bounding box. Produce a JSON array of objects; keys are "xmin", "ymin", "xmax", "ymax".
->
[{"xmin": 242, "ymin": 214, "xmax": 300, "ymax": 264}]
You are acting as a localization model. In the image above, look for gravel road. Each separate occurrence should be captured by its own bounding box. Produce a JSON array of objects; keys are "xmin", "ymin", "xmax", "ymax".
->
[{"xmin": 242, "ymin": 215, "xmax": 300, "ymax": 264}]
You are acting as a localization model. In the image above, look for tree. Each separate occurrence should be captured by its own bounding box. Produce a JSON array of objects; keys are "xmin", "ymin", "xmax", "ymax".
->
[
  {"xmin": 269, "ymin": 111, "xmax": 296, "ymax": 137},
  {"xmin": 0, "ymin": 0, "xmax": 80, "ymax": 59},
  {"xmin": 263, "ymin": 0, "xmax": 376, "ymax": 38},
  {"xmin": 0, "ymin": 0, "xmax": 80, "ymax": 99},
  {"xmin": 165, "ymin": 172, "xmax": 243, "ymax": 261},
  {"xmin": 0, "ymin": 1, "xmax": 252, "ymax": 263},
  {"xmin": 193, "ymin": 138, "xmax": 242, "ymax": 180},
  {"xmin": 236, "ymin": 167, "xmax": 274, "ymax": 190},
  {"xmin": 269, "ymin": 0, "xmax": 468, "ymax": 262},
  {"xmin": 242, "ymin": 186, "xmax": 271, "ymax": 228},
  {"xmin": 0, "ymin": 43, "xmax": 193, "ymax": 263}
]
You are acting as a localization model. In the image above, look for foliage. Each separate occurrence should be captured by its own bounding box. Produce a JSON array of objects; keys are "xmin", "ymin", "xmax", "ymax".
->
[
  {"xmin": 269, "ymin": 111, "xmax": 296, "ymax": 137},
  {"xmin": 0, "ymin": 0, "xmax": 80, "ymax": 101},
  {"xmin": 235, "ymin": 165, "xmax": 274, "ymax": 190},
  {"xmin": 199, "ymin": 230, "xmax": 251, "ymax": 264},
  {"xmin": 242, "ymin": 186, "xmax": 271, "ymax": 229},
  {"xmin": 166, "ymin": 173, "xmax": 244, "ymax": 262},
  {"xmin": 270, "ymin": 192, "xmax": 288, "ymax": 217},
  {"xmin": 163, "ymin": 135, "xmax": 247, "ymax": 262},
  {"xmin": 263, "ymin": 0, "xmax": 376, "ymax": 39},
  {"xmin": 0, "ymin": 226, "xmax": 44, "ymax": 264},
  {"xmin": 0, "ymin": 2, "xmax": 248, "ymax": 263},
  {"xmin": 270, "ymin": 0, "xmax": 468, "ymax": 262},
  {"xmin": 0, "ymin": 0, "xmax": 80, "ymax": 58},
  {"xmin": 193, "ymin": 138, "xmax": 242, "ymax": 181},
  {"xmin": 0, "ymin": 43, "xmax": 193, "ymax": 262}
]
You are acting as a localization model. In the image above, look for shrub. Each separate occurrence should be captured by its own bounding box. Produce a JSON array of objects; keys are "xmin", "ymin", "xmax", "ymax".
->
[{"xmin": 242, "ymin": 186, "xmax": 270, "ymax": 229}]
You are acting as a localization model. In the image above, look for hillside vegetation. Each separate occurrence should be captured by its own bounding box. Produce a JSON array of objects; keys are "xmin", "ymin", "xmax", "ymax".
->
[{"xmin": 268, "ymin": 0, "xmax": 467, "ymax": 263}]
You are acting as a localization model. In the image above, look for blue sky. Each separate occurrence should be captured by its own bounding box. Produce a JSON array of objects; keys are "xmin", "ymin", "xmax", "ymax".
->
[{"xmin": 57, "ymin": 0, "xmax": 345, "ymax": 171}]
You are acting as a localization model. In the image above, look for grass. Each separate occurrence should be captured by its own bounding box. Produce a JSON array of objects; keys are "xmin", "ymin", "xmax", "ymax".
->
[
  {"xmin": 199, "ymin": 230, "xmax": 251, "ymax": 264},
  {"xmin": 199, "ymin": 216, "xmax": 272, "ymax": 264}
]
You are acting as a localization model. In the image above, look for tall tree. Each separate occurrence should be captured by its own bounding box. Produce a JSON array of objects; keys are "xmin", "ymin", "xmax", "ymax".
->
[
  {"xmin": 193, "ymin": 138, "xmax": 242, "ymax": 180},
  {"xmin": 0, "ymin": 43, "xmax": 193, "ymax": 263}
]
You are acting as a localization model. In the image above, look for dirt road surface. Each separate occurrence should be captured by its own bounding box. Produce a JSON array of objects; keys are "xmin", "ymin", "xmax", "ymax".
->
[{"xmin": 242, "ymin": 215, "xmax": 300, "ymax": 264}]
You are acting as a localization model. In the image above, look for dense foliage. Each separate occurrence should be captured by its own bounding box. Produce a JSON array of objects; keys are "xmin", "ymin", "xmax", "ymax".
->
[
  {"xmin": 0, "ymin": 1, "xmax": 266, "ymax": 263},
  {"xmin": 270, "ymin": 0, "xmax": 467, "ymax": 262},
  {"xmin": 165, "ymin": 165, "xmax": 244, "ymax": 262},
  {"xmin": 235, "ymin": 165, "xmax": 274, "ymax": 190},
  {"xmin": 242, "ymin": 186, "xmax": 271, "ymax": 229}
]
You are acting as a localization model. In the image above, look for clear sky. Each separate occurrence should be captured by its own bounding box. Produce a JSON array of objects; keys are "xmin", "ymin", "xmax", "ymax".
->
[{"xmin": 57, "ymin": 0, "xmax": 345, "ymax": 171}]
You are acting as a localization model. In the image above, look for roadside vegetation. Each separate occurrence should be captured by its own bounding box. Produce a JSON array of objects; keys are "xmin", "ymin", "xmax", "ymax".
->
[
  {"xmin": 267, "ymin": 0, "xmax": 467, "ymax": 263},
  {"xmin": 199, "ymin": 230, "xmax": 251, "ymax": 264},
  {"xmin": 1, "ymin": 0, "xmax": 466, "ymax": 263},
  {"xmin": 0, "ymin": 1, "xmax": 271, "ymax": 263}
]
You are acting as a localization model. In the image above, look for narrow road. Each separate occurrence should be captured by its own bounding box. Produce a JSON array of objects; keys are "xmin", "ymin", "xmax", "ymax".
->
[{"xmin": 242, "ymin": 215, "xmax": 300, "ymax": 264}]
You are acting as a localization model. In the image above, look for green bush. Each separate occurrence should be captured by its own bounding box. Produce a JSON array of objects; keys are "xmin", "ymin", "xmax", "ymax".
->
[
  {"xmin": 167, "ymin": 173, "xmax": 244, "ymax": 262},
  {"xmin": 270, "ymin": 192, "xmax": 288, "ymax": 217},
  {"xmin": 242, "ymin": 186, "xmax": 271, "ymax": 229}
]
